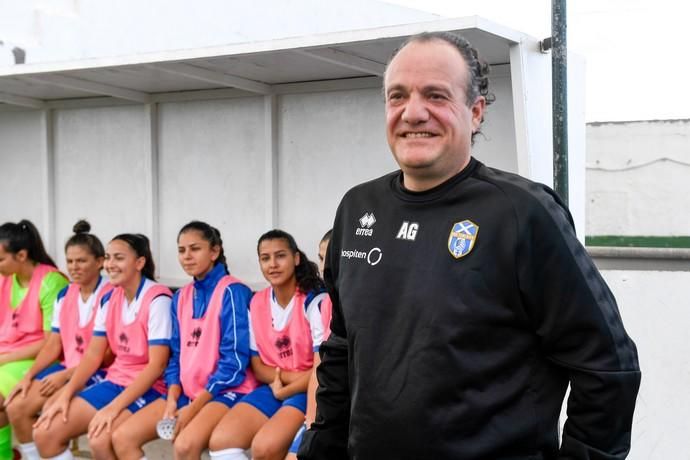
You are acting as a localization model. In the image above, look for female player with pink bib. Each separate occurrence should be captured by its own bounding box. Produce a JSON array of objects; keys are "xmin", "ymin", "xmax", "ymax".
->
[
  {"xmin": 112, "ymin": 221, "xmax": 256, "ymax": 460},
  {"xmin": 209, "ymin": 229, "xmax": 326, "ymax": 460},
  {"xmin": 4, "ymin": 221, "xmax": 111, "ymax": 460},
  {"xmin": 0, "ymin": 220, "xmax": 69, "ymax": 460},
  {"xmin": 34, "ymin": 233, "xmax": 172, "ymax": 460}
]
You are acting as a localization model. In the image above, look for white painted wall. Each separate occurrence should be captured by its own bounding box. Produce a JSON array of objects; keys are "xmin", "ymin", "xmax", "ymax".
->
[
  {"xmin": 472, "ymin": 65, "xmax": 517, "ymax": 173},
  {"xmin": 600, "ymin": 269, "xmax": 689, "ymax": 459},
  {"xmin": 157, "ymin": 97, "xmax": 268, "ymax": 285},
  {"xmin": 0, "ymin": 111, "xmax": 47, "ymax": 228},
  {"xmin": 277, "ymin": 88, "xmax": 395, "ymax": 262},
  {"xmin": 52, "ymin": 105, "xmax": 151, "ymax": 267},
  {"xmin": 586, "ymin": 120, "xmax": 690, "ymax": 236}
]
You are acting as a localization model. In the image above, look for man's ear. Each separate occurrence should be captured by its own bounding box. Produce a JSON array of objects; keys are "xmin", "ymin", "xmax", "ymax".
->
[{"xmin": 471, "ymin": 96, "xmax": 486, "ymax": 133}]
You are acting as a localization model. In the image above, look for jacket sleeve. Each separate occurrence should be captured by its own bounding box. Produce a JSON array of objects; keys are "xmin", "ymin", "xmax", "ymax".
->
[
  {"xmin": 516, "ymin": 186, "xmax": 641, "ymax": 459},
  {"xmin": 205, "ymin": 283, "xmax": 252, "ymax": 396},
  {"xmin": 298, "ymin": 221, "xmax": 350, "ymax": 460}
]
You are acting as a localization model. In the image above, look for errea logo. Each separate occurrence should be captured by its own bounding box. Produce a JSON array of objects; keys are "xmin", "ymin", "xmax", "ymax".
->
[{"xmin": 356, "ymin": 212, "xmax": 376, "ymax": 237}]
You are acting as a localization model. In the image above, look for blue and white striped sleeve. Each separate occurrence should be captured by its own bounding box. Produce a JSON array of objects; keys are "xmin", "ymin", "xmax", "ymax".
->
[
  {"xmin": 306, "ymin": 292, "xmax": 327, "ymax": 352},
  {"xmin": 92, "ymin": 291, "xmax": 112, "ymax": 337},
  {"xmin": 249, "ymin": 313, "xmax": 259, "ymax": 357},
  {"xmin": 205, "ymin": 283, "xmax": 252, "ymax": 397},
  {"xmin": 148, "ymin": 294, "xmax": 172, "ymax": 346},
  {"xmin": 50, "ymin": 286, "xmax": 69, "ymax": 333}
]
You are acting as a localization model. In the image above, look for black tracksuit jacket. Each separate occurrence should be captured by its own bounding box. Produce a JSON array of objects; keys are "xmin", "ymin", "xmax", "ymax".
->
[{"xmin": 299, "ymin": 158, "xmax": 640, "ymax": 460}]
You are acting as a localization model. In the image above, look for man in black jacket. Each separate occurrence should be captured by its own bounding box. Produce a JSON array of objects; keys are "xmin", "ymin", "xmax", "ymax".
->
[{"xmin": 298, "ymin": 31, "xmax": 640, "ymax": 460}]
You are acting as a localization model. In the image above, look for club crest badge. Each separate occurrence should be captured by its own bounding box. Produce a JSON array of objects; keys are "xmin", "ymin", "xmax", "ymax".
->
[{"xmin": 448, "ymin": 220, "xmax": 479, "ymax": 259}]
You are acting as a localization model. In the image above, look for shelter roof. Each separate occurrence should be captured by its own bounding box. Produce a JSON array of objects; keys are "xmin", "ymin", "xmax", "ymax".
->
[{"xmin": 0, "ymin": 16, "xmax": 528, "ymax": 109}]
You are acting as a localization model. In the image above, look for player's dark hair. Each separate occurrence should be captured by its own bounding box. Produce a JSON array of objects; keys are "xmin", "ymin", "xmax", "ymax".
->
[
  {"xmin": 386, "ymin": 31, "xmax": 495, "ymax": 144},
  {"xmin": 111, "ymin": 233, "xmax": 156, "ymax": 280},
  {"xmin": 257, "ymin": 229, "xmax": 324, "ymax": 294},
  {"xmin": 320, "ymin": 229, "xmax": 333, "ymax": 245},
  {"xmin": 0, "ymin": 219, "xmax": 57, "ymax": 267},
  {"xmin": 65, "ymin": 220, "xmax": 105, "ymax": 259},
  {"xmin": 178, "ymin": 221, "xmax": 228, "ymax": 272}
]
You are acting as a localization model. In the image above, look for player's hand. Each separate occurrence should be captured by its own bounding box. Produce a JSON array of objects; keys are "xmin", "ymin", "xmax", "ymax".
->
[
  {"xmin": 162, "ymin": 397, "xmax": 178, "ymax": 420},
  {"xmin": 34, "ymin": 391, "xmax": 71, "ymax": 430},
  {"xmin": 39, "ymin": 371, "xmax": 69, "ymax": 397},
  {"xmin": 270, "ymin": 367, "xmax": 285, "ymax": 400},
  {"xmin": 88, "ymin": 404, "xmax": 120, "ymax": 439},
  {"xmin": 4, "ymin": 376, "xmax": 31, "ymax": 406},
  {"xmin": 173, "ymin": 403, "xmax": 199, "ymax": 440}
]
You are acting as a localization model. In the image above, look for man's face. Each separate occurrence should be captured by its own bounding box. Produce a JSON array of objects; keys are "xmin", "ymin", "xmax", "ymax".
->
[{"xmin": 384, "ymin": 39, "xmax": 485, "ymax": 190}]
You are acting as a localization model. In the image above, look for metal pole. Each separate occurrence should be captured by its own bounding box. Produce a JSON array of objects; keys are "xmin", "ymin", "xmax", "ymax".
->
[{"xmin": 552, "ymin": 0, "xmax": 568, "ymax": 204}]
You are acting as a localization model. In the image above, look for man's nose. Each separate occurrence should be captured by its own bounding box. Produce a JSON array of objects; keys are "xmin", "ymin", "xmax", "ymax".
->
[{"xmin": 401, "ymin": 93, "xmax": 429, "ymax": 124}]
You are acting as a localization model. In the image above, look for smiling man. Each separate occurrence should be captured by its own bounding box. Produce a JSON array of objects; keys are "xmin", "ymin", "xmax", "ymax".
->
[{"xmin": 298, "ymin": 32, "xmax": 641, "ymax": 460}]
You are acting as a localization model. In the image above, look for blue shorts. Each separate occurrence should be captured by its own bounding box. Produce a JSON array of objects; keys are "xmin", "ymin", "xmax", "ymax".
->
[
  {"xmin": 78, "ymin": 380, "xmax": 162, "ymax": 414},
  {"xmin": 240, "ymin": 385, "xmax": 307, "ymax": 418},
  {"xmin": 34, "ymin": 363, "xmax": 107, "ymax": 388},
  {"xmin": 289, "ymin": 423, "xmax": 307, "ymax": 454},
  {"xmin": 164, "ymin": 390, "xmax": 246, "ymax": 410}
]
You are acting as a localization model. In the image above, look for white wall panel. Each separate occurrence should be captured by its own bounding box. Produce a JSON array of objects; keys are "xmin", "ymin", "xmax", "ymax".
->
[
  {"xmin": 157, "ymin": 98, "xmax": 267, "ymax": 286},
  {"xmin": 53, "ymin": 105, "xmax": 150, "ymax": 270},
  {"xmin": 586, "ymin": 120, "xmax": 690, "ymax": 236},
  {"xmin": 601, "ymin": 270, "xmax": 690, "ymax": 459},
  {"xmin": 277, "ymin": 88, "xmax": 396, "ymax": 263},
  {"xmin": 0, "ymin": 111, "xmax": 47, "ymax": 231},
  {"xmin": 587, "ymin": 162, "xmax": 690, "ymax": 236},
  {"xmin": 472, "ymin": 66, "xmax": 518, "ymax": 173}
]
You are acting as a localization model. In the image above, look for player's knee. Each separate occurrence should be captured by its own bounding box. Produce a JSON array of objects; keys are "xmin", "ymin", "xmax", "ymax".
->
[
  {"xmin": 32, "ymin": 427, "xmax": 48, "ymax": 448},
  {"xmin": 87, "ymin": 431, "xmax": 112, "ymax": 456},
  {"xmin": 174, "ymin": 432, "xmax": 202, "ymax": 458},
  {"xmin": 111, "ymin": 426, "xmax": 130, "ymax": 455},
  {"xmin": 250, "ymin": 432, "xmax": 280, "ymax": 460},
  {"xmin": 5, "ymin": 398, "xmax": 27, "ymax": 423},
  {"xmin": 34, "ymin": 426, "xmax": 62, "ymax": 457},
  {"xmin": 208, "ymin": 425, "xmax": 230, "ymax": 452}
]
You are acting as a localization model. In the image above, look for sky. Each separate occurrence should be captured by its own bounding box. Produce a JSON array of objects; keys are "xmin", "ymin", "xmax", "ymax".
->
[{"xmin": 384, "ymin": 0, "xmax": 690, "ymax": 122}]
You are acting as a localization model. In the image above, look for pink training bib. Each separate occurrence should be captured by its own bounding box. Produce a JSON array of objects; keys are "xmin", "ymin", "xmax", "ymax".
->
[
  {"xmin": 59, "ymin": 280, "xmax": 113, "ymax": 368},
  {"xmin": 250, "ymin": 288, "xmax": 314, "ymax": 372},
  {"xmin": 0, "ymin": 264, "xmax": 62, "ymax": 354},
  {"xmin": 105, "ymin": 283, "xmax": 172, "ymax": 394},
  {"xmin": 177, "ymin": 275, "xmax": 258, "ymax": 399}
]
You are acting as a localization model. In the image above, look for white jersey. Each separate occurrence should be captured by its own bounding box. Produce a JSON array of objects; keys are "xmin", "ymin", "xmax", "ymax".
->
[
  {"xmin": 249, "ymin": 289, "xmax": 326, "ymax": 353},
  {"xmin": 51, "ymin": 276, "xmax": 109, "ymax": 331},
  {"xmin": 94, "ymin": 278, "xmax": 172, "ymax": 344}
]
